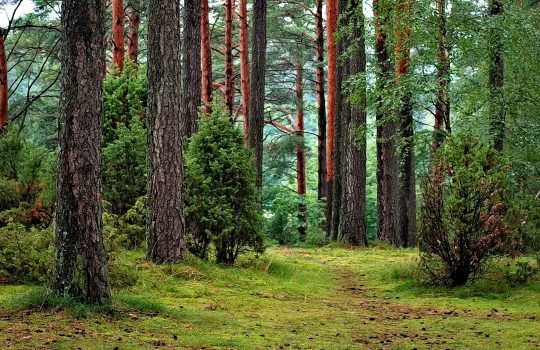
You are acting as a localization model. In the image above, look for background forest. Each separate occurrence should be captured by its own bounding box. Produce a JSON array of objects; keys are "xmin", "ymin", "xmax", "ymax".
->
[{"xmin": 0, "ymin": 0, "xmax": 539, "ymax": 348}]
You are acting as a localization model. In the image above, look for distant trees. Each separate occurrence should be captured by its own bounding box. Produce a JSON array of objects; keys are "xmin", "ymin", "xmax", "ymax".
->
[
  {"xmin": 53, "ymin": 0, "xmax": 110, "ymax": 302},
  {"xmin": 112, "ymin": 0, "xmax": 125, "ymax": 72},
  {"xmin": 488, "ymin": 0, "xmax": 505, "ymax": 152},
  {"xmin": 146, "ymin": 0, "xmax": 186, "ymax": 262},
  {"xmin": 0, "ymin": 29, "xmax": 7, "ymax": 131},
  {"xmin": 127, "ymin": 0, "xmax": 141, "ymax": 63}
]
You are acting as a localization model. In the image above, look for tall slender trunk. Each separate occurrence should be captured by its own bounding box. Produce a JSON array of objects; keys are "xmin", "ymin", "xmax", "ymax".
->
[
  {"xmin": 374, "ymin": 0, "xmax": 399, "ymax": 245},
  {"xmin": 201, "ymin": 0, "xmax": 213, "ymax": 113},
  {"xmin": 147, "ymin": 0, "xmax": 186, "ymax": 262},
  {"xmin": 239, "ymin": 0, "xmax": 250, "ymax": 144},
  {"xmin": 53, "ymin": 0, "xmax": 110, "ymax": 303},
  {"xmin": 488, "ymin": 0, "xmax": 505, "ymax": 152},
  {"xmin": 0, "ymin": 30, "xmax": 7, "ymax": 131},
  {"xmin": 296, "ymin": 63, "xmax": 307, "ymax": 240},
  {"xmin": 224, "ymin": 0, "xmax": 235, "ymax": 115},
  {"xmin": 433, "ymin": 0, "xmax": 450, "ymax": 150},
  {"xmin": 127, "ymin": 0, "xmax": 141, "ymax": 63},
  {"xmin": 325, "ymin": 0, "xmax": 338, "ymax": 237},
  {"xmin": 315, "ymin": 0, "xmax": 327, "ymax": 201},
  {"xmin": 112, "ymin": 0, "xmax": 125, "ymax": 72},
  {"xmin": 182, "ymin": 0, "xmax": 202, "ymax": 137},
  {"xmin": 344, "ymin": 0, "xmax": 368, "ymax": 247},
  {"xmin": 248, "ymin": 0, "xmax": 267, "ymax": 190},
  {"xmin": 395, "ymin": 0, "xmax": 416, "ymax": 247}
]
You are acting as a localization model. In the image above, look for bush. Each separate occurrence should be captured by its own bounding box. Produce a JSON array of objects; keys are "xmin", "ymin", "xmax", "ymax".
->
[
  {"xmin": 184, "ymin": 103, "xmax": 264, "ymax": 264},
  {"xmin": 418, "ymin": 135, "xmax": 517, "ymax": 286}
]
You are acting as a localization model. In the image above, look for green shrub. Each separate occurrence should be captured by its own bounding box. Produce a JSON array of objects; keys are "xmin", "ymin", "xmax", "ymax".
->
[
  {"xmin": 119, "ymin": 196, "xmax": 147, "ymax": 249},
  {"xmin": 418, "ymin": 134, "xmax": 518, "ymax": 286},
  {"xmin": 184, "ymin": 103, "xmax": 264, "ymax": 264}
]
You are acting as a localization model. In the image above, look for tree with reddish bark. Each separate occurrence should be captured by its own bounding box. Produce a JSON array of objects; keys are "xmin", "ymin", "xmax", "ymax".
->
[
  {"xmin": 201, "ymin": 0, "xmax": 213, "ymax": 113},
  {"xmin": 112, "ymin": 0, "xmax": 125, "ymax": 72},
  {"xmin": 295, "ymin": 62, "xmax": 307, "ymax": 240},
  {"xmin": 315, "ymin": 0, "xmax": 327, "ymax": 201},
  {"xmin": 239, "ymin": 0, "xmax": 250, "ymax": 144},
  {"xmin": 224, "ymin": 0, "xmax": 235, "ymax": 115},
  {"xmin": 127, "ymin": 0, "xmax": 141, "ymax": 63},
  {"xmin": 0, "ymin": 29, "xmax": 8, "ymax": 131}
]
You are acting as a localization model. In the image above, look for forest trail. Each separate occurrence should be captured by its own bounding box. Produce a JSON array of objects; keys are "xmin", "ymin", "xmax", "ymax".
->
[{"xmin": 0, "ymin": 247, "xmax": 539, "ymax": 349}]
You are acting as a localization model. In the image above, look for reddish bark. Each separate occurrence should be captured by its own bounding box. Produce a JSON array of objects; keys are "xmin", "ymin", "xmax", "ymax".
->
[
  {"xmin": 112, "ymin": 0, "xmax": 125, "ymax": 72},
  {"xmin": 127, "ymin": 0, "xmax": 141, "ymax": 63},
  {"xmin": 201, "ymin": 0, "xmax": 213, "ymax": 113},
  {"xmin": 433, "ymin": 0, "xmax": 450, "ymax": 150},
  {"xmin": 224, "ymin": 0, "xmax": 235, "ymax": 115},
  {"xmin": 296, "ymin": 63, "xmax": 307, "ymax": 239},
  {"xmin": 326, "ymin": 0, "xmax": 338, "ymax": 185},
  {"xmin": 0, "ymin": 30, "xmax": 7, "ymax": 131},
  {"xmin": 316, "ymin": 0, "xmax": 327, "ymax": 201},
  {"xmin": 239, "ymin": 0, "xmax": 250, "ymax": 144}
]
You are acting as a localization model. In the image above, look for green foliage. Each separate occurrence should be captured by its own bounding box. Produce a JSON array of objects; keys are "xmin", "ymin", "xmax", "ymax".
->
[
  {"xmin": 102, "ymin": 63, "xmax": 148, "ymax": 214},
  {"xmin": 184, "ymin": 103, "xmax": 263, "ymax": 264},
  {"xmin": 418, "ymin": 134, "xmax": 518, "ymax": 286}
]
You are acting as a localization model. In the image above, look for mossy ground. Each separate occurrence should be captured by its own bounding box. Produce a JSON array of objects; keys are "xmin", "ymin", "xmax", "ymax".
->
[{"xmin": 0, "ymin": 247, "xmax": 538, "ymax": 349}]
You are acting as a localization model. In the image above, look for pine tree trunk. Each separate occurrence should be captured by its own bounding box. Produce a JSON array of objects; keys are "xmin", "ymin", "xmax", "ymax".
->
[
  {"xmin": 296, "ymin": 63, "xmax": 307, "ymax": 241},
  {"xmin": 325, "ymin": 0, "xmax": 338, "ymax": 237},
  {"xmin": 0, "ymin": 30, "xmax": 7, "ymax": 131},
  {"xmin": 344, "ymin": 1, "xmax": 368, "ymax": 247},
  {"xmin": 53, "ymin": 0, "xmax": 110, "ymax": 303},
  {"xmin": 433, "ymin": 0, "xmax": 450, "ymax": 150},
  {"xmin": 315, "ymin": 0, "xmax": 327, "ymax": 201},
  {"xmin": 374, "ymin": 0, "xmax": 399, "ymax": 245},
  {"xmin": 395, "ymin": 0, "xmax": 416, "ymax": 247},
  {"xmin": 248, "ymin": 0, "xmax": 267, "ymax": 190},
  {"xmin": 488, "ymin": 0, "xmax": 505, "ymax": 152},
  {"xmin": 239, "ymin": 0, "xmax": 250, "ymax": 144},
  {"xmin": 182, "ymin": 0, "xmax": 202, "ymax": 137},
  {"xmin": 147, "ymin": 0, "xmax": 186, "ymax": 262},
  {"xmin": 224, "ymin": 0, "xmax": 235, "ymax": 115},
  {"xmin": 127, "ymin": 0, "xmax": 141, "ymax": 62},
  {"xmin": 201, "ymin": 0, "xmax": 213, "ymax": 113},
  {"xmin": 112, "ymin": 0, "xmax": 125, "ymax": 71}
]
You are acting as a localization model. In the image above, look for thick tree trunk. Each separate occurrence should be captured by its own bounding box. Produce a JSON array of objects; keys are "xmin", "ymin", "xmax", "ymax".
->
[
  {"xmin": 248, "ymin": 0, "xmax": 267, "ymax": 190},
  {"xmin": 182, "ymin": 0, "xmax": 202, "ymax": 137},
  {"xmin": 374, "ymin": 0, "xmax": 399, "ymax": 245},
  {"xmin": 395, "ymin": 0, "xmax": 416, "ymax": 247},
  {"xmin": 344, "ymin": 1, "xmax": 368, "ymax": 247},
  {"xmin": 53, "ymin": 0, "xmax": 110, "ymax": 303},
  {"xmin": 239, "ymin": 0, "xmax": 250, "ymax": 144},
  {"xmin": 325, "ymin": 0, "xmax": 338, "ymax": 237},
  {"xmin": 488, "ymin": 0, "xmax": 505, "ymax": 152},
  {"xmin": 315, "ymin": 0, "xmax": 327, "ymax": 202},
  {"xmin": 224, "ymin": 0, "xmax": 235, "ymax": 115},
  {"xmin": 147, "ymin": 0, "xmax": 186, "ymax": 262},
  {"xmin": 112, "ymin": 0, "xmax": 125, "ymax": 72},
  {"xmin": 127, "ymin": 0, "xmax": 141, "ymax": 62},
  {"xmin": 296, "ymin": 63, "xmax": 307, "ymax": 240},
  {"xmin": 201, "ymin": 0, "xmax": 213, "ymax": 113},
  {"xmin": 0, "ymin": 30, "xmax": 7, "ymax": 131},
  {"xmin": 433, "ymin": 0, "xmax": 450, "ymax": 150}
]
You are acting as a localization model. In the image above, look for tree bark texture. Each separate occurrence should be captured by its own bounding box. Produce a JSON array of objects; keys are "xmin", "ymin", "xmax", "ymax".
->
[
  {"xmin": 488, "ymin": 0, "xmax": 505, "ymax": 152},
  {"xmin": 374, "ymin": 0, "xmax": 399, "ymax": 245},
  {"xmin": 224, "ymin": 0, "xmax": 235, "ymax": 115},
  {"xmin": 315, "ymin": 0, "xmax": 327, "ymax": 201},
  {"xmin": 182, "ymin": 0, "xmax": 202, "ymax": 137},
  {"xmin": 248, "ymin": 0, "xmax": 267, "ymax": 190},
  {"xmin": 201, "ymin": 0, "xmax": 213, "ymax": 113},
  {"xmin": 433, "ymin": 0, "xmax": 450, "ymax": 150},
  {"xmin": 53, "ymin": 0, "xmax": 110, "ymax": 303},
  {"xmin": 0, "ymin": 30, "xmax": 7, "ymax": 131},
  {"xmin": 395, "ymin": 0, "xmax": 416, "ymax": 247},
  {"xmin": 296, "ymin": 63, "xmax": 307, "ymax": 240},
  {"xmin": 112, "ymin": 0, "xmax": 125, "ymax": 71},
  {"xmin": 344, "ymin": 0, "xmax": 368, "ymax": 247},
  {"xmin": 239, "ymin": 0, "xmax": 250, "ymax": 144},
  {"xmin": 127, "ymin": 0, "xmax": 141, "ymax": 62},
  {"xmin": 146, "ymin": 0, "xmax": 186, "ymax": 262}
]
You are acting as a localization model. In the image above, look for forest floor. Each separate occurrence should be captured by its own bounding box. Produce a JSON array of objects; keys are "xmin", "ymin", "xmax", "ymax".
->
[{"xmin": 0, "ymin": 246, "xmax": 539, "ymax": 349}]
